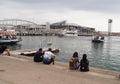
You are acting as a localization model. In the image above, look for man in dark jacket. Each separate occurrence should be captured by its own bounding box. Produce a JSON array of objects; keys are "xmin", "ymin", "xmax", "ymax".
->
[{"xmin": 34, "ymin": 48, "xmax": 43, "ymax": 62}]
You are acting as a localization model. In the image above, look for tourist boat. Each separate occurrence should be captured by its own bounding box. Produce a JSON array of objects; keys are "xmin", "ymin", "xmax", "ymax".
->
[
  {"xmin": 62, "ymin": 29, "xmax": 78, "ymax": 36},
  {"xmin": 0, "ymin": 29, "xmax": 22, "ymax": 44},
  {"xmin": 92, "ymin": 35, "xmax": 104, "ymax": 43}
]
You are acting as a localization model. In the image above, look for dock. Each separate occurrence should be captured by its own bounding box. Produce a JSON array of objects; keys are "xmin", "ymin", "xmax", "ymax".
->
[
  {"xmin": 0, "ymin": 50, "xmax": 120, "ymax": 84},
  {"xmin": 11, "ymin": 48, "xmax": 60, "ymax": 56}
]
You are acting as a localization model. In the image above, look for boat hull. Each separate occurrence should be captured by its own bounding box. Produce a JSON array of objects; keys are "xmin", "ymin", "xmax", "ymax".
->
[
  {"xmin": 92, "ymin": 39, "xmax": 104, "ymax": 43},
  {"xmin": 0, "ymin": 39, "xmax": 21, "ymax": 45},
  {"xmin": 63, "ymin": 34, "xmax": 78, "ymax": 36}
]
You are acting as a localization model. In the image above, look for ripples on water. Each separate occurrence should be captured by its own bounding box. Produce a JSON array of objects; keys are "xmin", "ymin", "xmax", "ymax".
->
[{"xmin": 2, "ymin": 36, "xmax": 120, "ymax": 71}]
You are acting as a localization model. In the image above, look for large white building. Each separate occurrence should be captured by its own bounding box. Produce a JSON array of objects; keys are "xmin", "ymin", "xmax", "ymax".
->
[{"xmin": 50, "ymin": 20, "xmax": 95, "ymax": 36}]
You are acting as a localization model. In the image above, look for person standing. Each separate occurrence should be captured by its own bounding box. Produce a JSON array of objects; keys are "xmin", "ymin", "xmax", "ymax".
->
[
  {"xmin": 80, "ymin": 54, "xmax": 89, "ymax": 72},
  {"xmin": 43, "ymin": 48, "xmax": 55, "ymax": 65},
  {"xmin": 0, "ymin": 45, "xmax": 10, "ymax": 56},
  {"xmin": 34, "ymin": 48, "xmax": 43, "ymax": 62}
]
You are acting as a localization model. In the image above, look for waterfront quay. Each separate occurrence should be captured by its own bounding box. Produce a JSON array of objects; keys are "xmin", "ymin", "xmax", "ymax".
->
[{"xmin": 0, "ymin": 49, "xmax": 120, "ymax": 84}]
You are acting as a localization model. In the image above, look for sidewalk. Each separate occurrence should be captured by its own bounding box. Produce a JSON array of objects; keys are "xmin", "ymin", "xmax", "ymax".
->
[{"xmin": 0, "ymin": 55, "xmax": 120, "ymax": 84}]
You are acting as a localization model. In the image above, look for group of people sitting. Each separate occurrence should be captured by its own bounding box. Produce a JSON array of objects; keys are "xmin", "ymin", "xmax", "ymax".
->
[
  {"xmin": 0, "ymin": 45, "xmax": 89, "ymax": 72},
  {"xmin": 34, "ymin": 48, "xmax": 55, "ymax": 65},
  {"xmin": 34, "ymin": 48, "xmax": 89, "ymax": 72},
  {"xmin": 69, "ymin": 52, "xmax": 89, "ymax": 72}
]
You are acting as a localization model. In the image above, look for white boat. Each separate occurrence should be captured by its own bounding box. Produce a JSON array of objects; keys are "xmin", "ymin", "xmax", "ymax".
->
[
  {"xmin": 47, "ymin": 37, "xmax": 52, "ymax": 45},
  {"xmin": 47, "ymin": 41, "xmax": 52, "ymax": 45},
  {"xmin": 62, "ymin": 29, "xmax": 78, "ymax": 36},
  {"xmin": 0, "ymin": 29, "xmax": 22, "ymax": 44},
  {"xmin": 92, "ymin": 35, "xmax": 104, "ymax": 43},
  {"xmin": 47, "ymin": 37, "xmax": 53, "ymax": 45}
]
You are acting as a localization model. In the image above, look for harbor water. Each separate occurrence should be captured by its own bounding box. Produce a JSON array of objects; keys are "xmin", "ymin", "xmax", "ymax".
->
[{"xmin": 4, "ymin": 36, "xmax": 120, "ymax": 71}]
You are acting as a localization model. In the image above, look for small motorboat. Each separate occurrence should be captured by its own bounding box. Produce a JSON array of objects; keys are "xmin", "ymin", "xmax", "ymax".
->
[{"xmin": 92, "ymin": 35, "xmax": 104, "ymax": 43}]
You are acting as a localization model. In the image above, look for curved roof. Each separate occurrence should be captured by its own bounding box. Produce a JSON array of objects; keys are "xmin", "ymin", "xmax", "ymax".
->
[{"xmin": 51, "ymin": 20, "xmax": 81, "ymax": 27}]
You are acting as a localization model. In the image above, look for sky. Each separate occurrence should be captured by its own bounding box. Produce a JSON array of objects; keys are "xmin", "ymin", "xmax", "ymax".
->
[{"xmin": 0, "ymin": 0, "xmax": 120, "ymax": 32}]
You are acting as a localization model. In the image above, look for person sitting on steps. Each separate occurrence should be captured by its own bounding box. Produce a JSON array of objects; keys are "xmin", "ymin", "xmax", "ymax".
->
[
  {"xmin": 34, "ymin": 48, "xmax": 44, "ymax": 62},
  {"xmin": 43, "ymin": 48, "xmax": 56, "ymax": 65},
  {"xmin": 0, "ymin": 45, "xmax": 10, "ymax": 56},
  {"xmin": 69, "ymin": 52, "xmax": 80, "ymax": 70},
  {"xmin": 80, "ymin": 54, "xmax": 89, "ymax": 72}
]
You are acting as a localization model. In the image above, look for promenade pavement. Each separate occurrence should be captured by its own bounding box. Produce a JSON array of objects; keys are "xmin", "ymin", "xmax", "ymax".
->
[{"xmin": 0, "ymin": 54, "xmax": 120, "ymax": 84}]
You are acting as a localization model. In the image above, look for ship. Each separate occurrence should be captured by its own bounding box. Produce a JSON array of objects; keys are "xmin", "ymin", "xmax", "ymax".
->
[{"xmin": 0, "ymin": 29, "xmax": 22, "ymax": 44}]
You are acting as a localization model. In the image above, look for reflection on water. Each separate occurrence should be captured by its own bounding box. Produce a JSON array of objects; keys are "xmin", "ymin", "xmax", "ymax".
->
[
  {"xmin": 9, "ymin": 44, "xmax": 22, "ymax": 50},
  {"xmin": 1, "ymin": 36, "xmax": 120, "ymax": 71},
  {"xmin": 92, "ymin": 42, "xmax": 104, "ymax": 50},
  {"xmin": 90, "ymin": 42, "xmax": 104, "ymax": 68},
  {"xmin": 90, "ymin": 36, "xmax": 120, "ymax": 71}
]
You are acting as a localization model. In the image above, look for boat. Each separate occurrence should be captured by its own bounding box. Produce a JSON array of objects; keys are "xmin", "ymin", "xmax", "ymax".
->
[
  {"xmin": 62, "ymin": 29, "xmax": 78, "ymax": 36},
  {"xmin": 0, "ymin": 29, "xmax": 22, "ymax": 44},
  {"xmin": 47, "ymin": 41, "xmax": 52, "ymax": 45},
  {"xmin": 92, "ymin": 35, "xmax": 104, "ymax": 43}
]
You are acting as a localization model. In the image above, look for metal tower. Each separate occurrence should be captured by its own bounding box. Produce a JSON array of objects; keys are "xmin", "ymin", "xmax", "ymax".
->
[{"xmin": 108, "ymin": 19, "xmax": 112, "ymax": 36}]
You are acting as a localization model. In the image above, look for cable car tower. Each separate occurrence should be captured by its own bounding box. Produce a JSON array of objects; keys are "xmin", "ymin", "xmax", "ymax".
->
[{"xmin": 108, "ymin": 19, "xmax": 112, "ymax": 36}]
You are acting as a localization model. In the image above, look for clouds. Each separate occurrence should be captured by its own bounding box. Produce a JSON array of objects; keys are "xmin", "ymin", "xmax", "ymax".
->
[
  {"xmin": 0, "ymin": 0, "xmax": 120, "ymax": 32},
  {"xmin": 2, "ymin": 0, "xmax": 119, "ymax": 13},
  {"xmin": 1, "ymin": 0, "xmax": 120, "ymax": 14}
]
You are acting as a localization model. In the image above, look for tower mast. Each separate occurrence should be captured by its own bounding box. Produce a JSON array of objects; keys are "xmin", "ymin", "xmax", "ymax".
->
[{"xmin": 108, "ymin": 19, "xmax": 112, "ymax": 36}]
